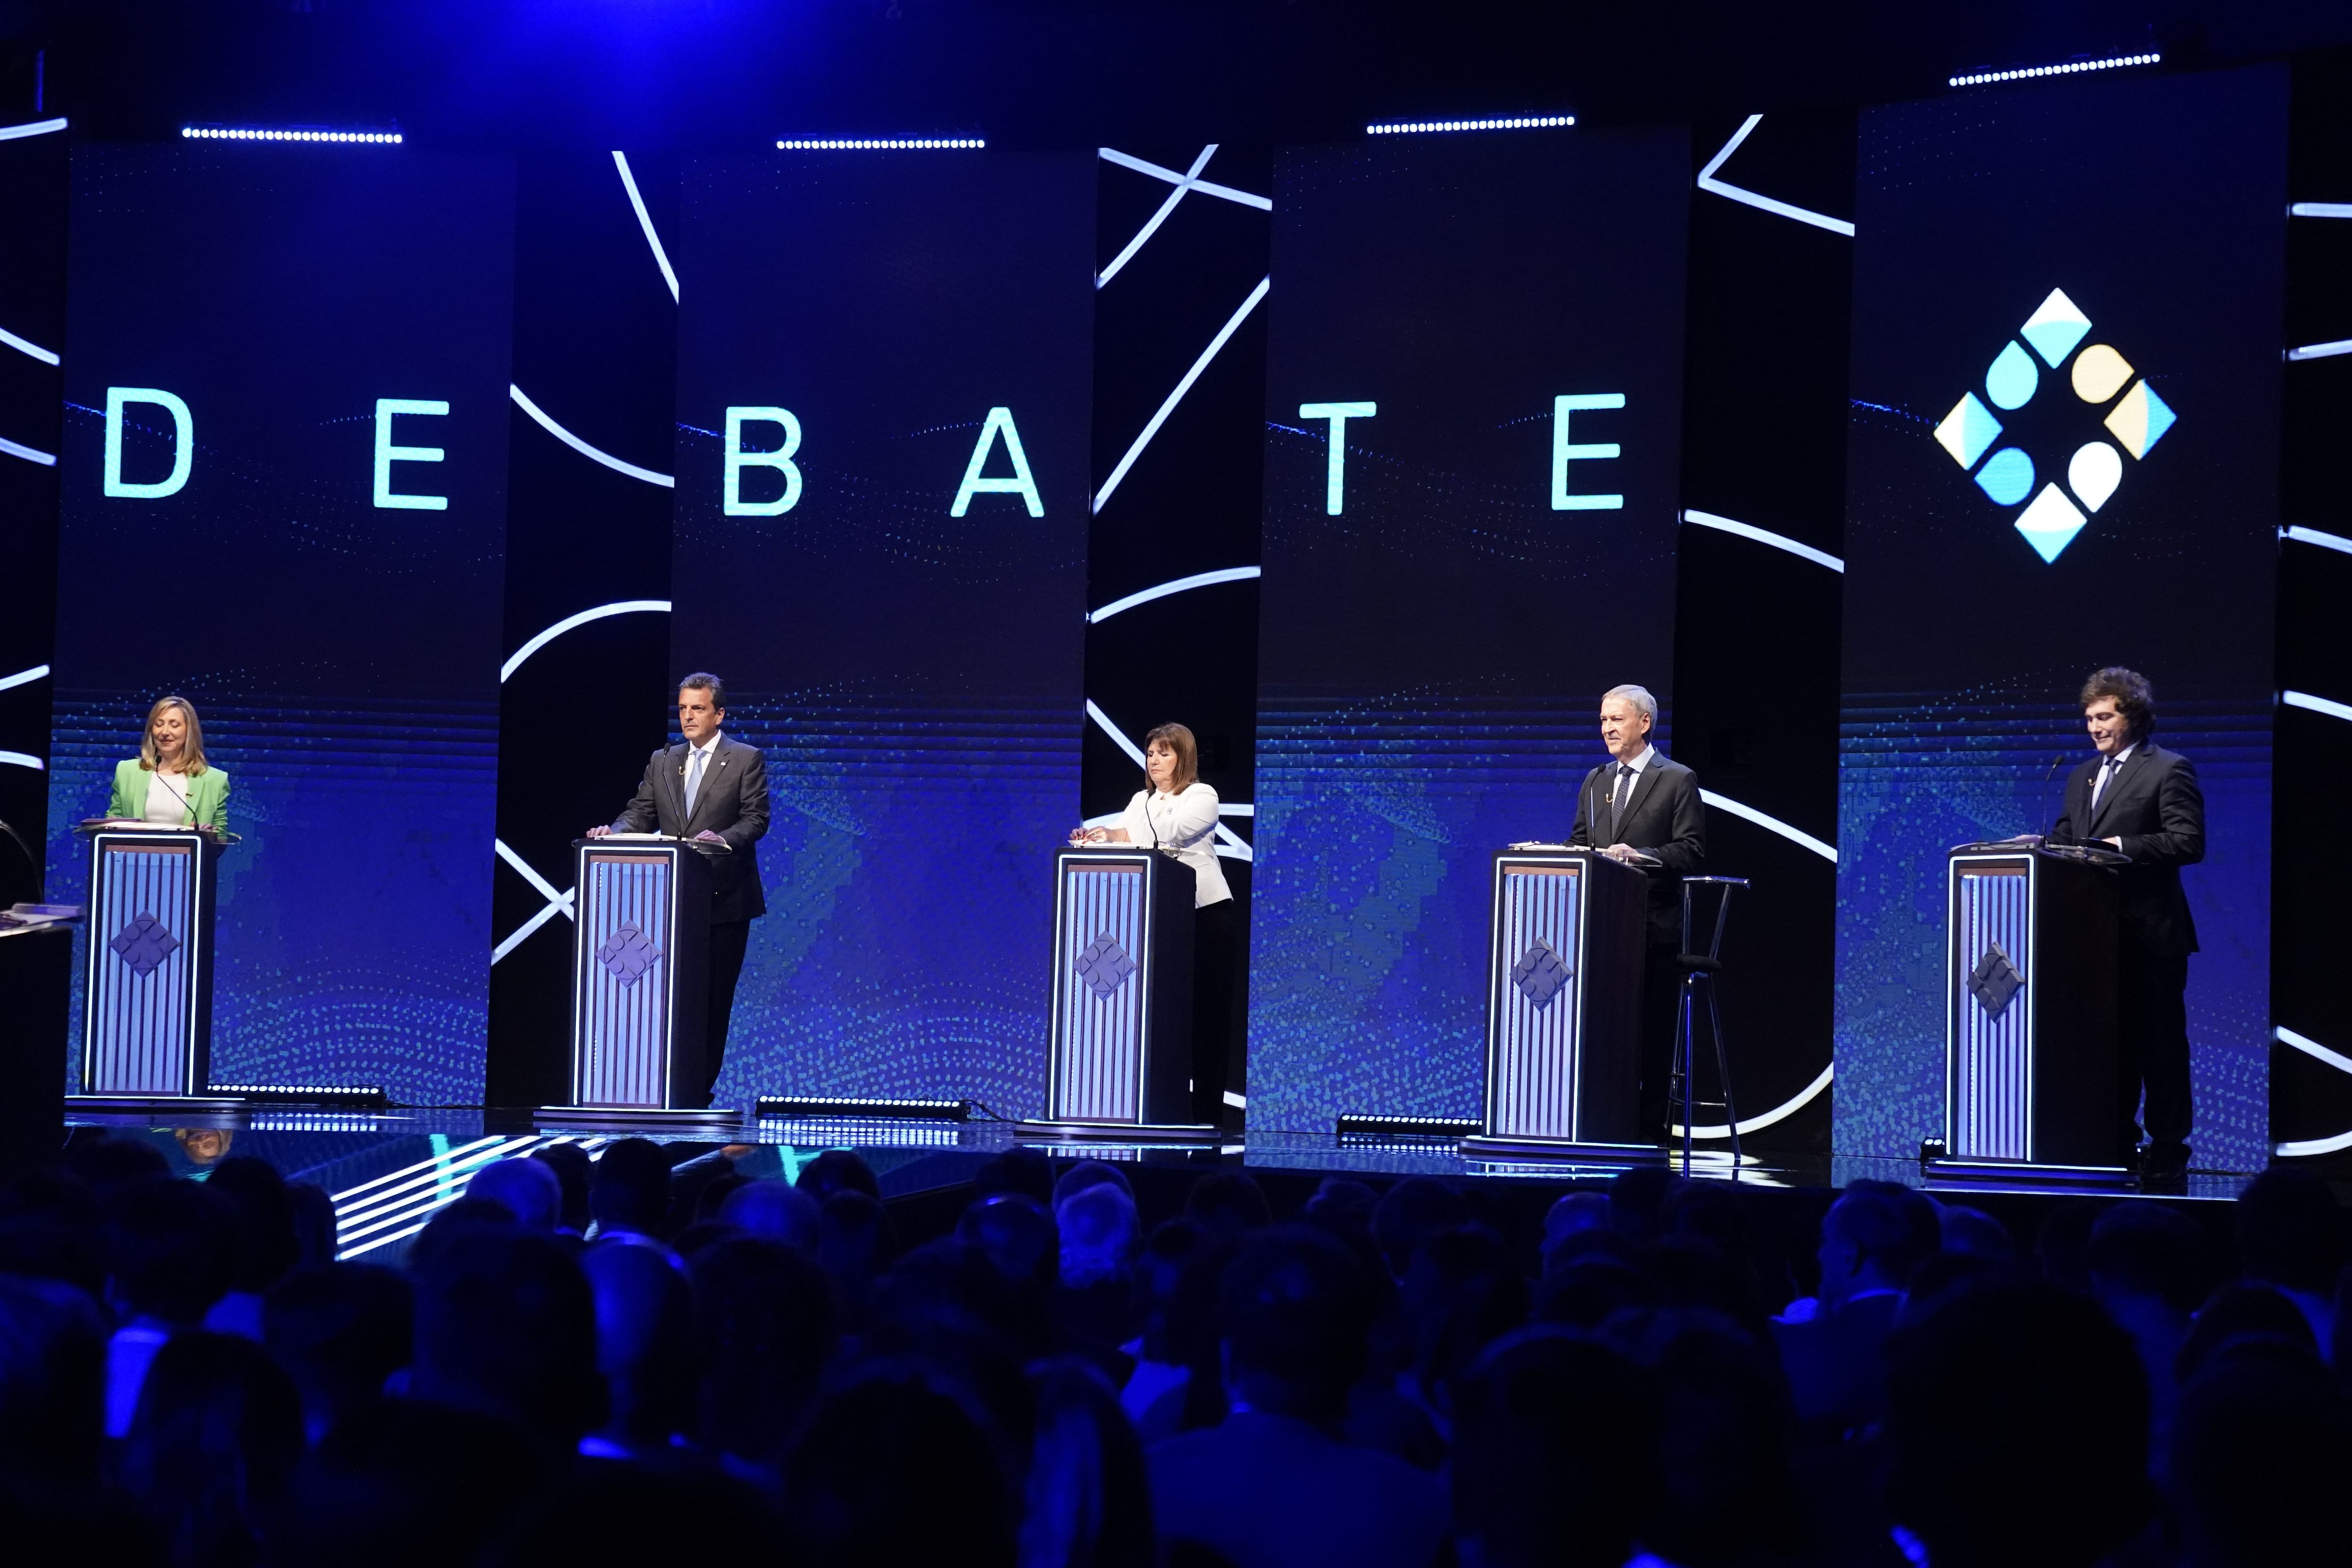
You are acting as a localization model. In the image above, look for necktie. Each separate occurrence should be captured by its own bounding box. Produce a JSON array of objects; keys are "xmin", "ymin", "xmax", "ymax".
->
[
  {"xmin": 685, "ymin": 747, "xmax": 707, "ymax": 819},
  {"xmin": 1610, "ymin": 763, "xmax": 1631, "ymax": 840},
  {"xmin": 2092, "ymin": 754, "xmax": 2121, "ymax": 815}
]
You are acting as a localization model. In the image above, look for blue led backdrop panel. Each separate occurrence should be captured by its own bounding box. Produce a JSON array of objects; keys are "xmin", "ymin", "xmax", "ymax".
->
[
  {"xmin": 48, "ymin": 142, "xmax": 514, "ymax": 1102},
  {"xmin": 675, "ymin": 152, "xmax": 1093, "ymax": 1111},
  {"xmin": 1838, "ymin": 67, "xmax": 2287, "ymax": 1169},
  {"xmin": 1251, "ymin": 130, "xmax": 1690, "ymax": 1130}
]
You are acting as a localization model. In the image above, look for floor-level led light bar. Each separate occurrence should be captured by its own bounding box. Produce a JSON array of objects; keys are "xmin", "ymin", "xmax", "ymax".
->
[
  {"xmin": 1948, "ymin": 52, "xmax": 2159, "ymax": 88},
  {"xmin": 1367, "ymin": 116, "xmax": 1573, "ymax": 136},
  {"xmin": 210, "ymin": 1082, "xmax": 389, "ymax": 1107},
  {"xmin": 1337, "ymin": 1113, "xmax": 1484, "ymax": 1140},
  {"xmin": 755, "ymin": 1095, "xmax": 972, "ymax": 1121},
  {"xmin": 182, "ymin": 126, "xmax": 403, "ymax": 144},
  {"xmin": 777, "ymin": 138, "xmax": 985, "ymax": 151}
]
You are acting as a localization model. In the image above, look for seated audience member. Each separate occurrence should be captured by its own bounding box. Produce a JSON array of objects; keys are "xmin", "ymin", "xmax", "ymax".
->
[
  {"xmin": 1773, "ymin": 1181, "xmax": 1939, "ymax": 1439},
  {"xmin": 0, "ymin": 1274, "xmax": 109, "ymax": 1496},
  {"xmin": 2233, "ymin": 1166, "xmax": 2344, "ymax": 1357},
  {"xmin": 1451, "ymin": 1327, "xmax": 1660, "ymax": 1568},
  {"xmin": 67, "ymin": 1133, "xmax": 173, "ymax": 1199},
  {"xmin": 2167, "ymin": 1336, "xmax": 2352, "ymax": 1566},
  {"xmin": 262, "ymin": 1264, "xmax": 413, "ymax": 1444},
  {"xmin": 531, "ymin": 1144, "xmax": 594, "ymax": 1236},
  {"xmin": 2087, "ymin": 1202, "xmax": 2208, "ymax": 1436},
  {"xmin": 1606, "ymin": 1166, "xmax": 1683, "ymax": 1242},
  {"xmin": 272, "ymin": 1398, "xmax": 553, "ymax": 1568},
  {"xmin": 287, "ymin": 1185, "xmax": 338, "ymax": 1271},
  {"xmin": 1542, "ymin": 1189, "xmax": 1611, "ymax": 1246},
  {"xmin": 786, "ymin": 1370, "xmax": 1018, "ymax": 1568},
  {"xmin": 972, "ymin": 1147, "xmax": 1056, "ymax": 1207},
  {"xmin": 1884, "ymin": 1285, "xmax": 2150, "ymax": 1568},
  {"xmin": 1124, "ymin": 1218, "xmax": 1218, "ymax": 1435},
  {"xmin": 1021, "ymin": 1361, "xmax": 1155, "ymax": 1568},
  {"xmin": 1056, "ymin": 1179, "xmax": 1142, "ymax": 1352},
  {"xmin": 407, "ymin": 1228, "xmax": 603, "ymax": 1452},
  {"xmin": 1937, "ymin": 1203, "xmax": 2016, "ymax": 1262},
  {"xmin": 795, "ymin": 1149, "xmax": 882, "ymax": 1203},
  {"xmin": 718, "ymin": 1179, "xmax": 821, "ymax": 1251},
  {"xmin": 1052, "ymin": 1159, "xmax": 1134, "ymax": 1207},
  {"xmin": 204, "ymin": 1157, "xmax": 302, "ymax": 1340},
  {"xmin": 407, "ymin": 1197, "xmax": 519, "ymax": 1270},
  {"xmin": 1147, "ymin": 1226, "xmax": 1450, "ymax": 1568},
  {"xmin": 482, "ymin": 1451, "xmax": 784, "ymax": 1568},
  {"xmin": 961, "ymin": 1194, "xmax": 1059, "ymax": 1287},
  {"xmin": 588, "ymin": 1139, "xmax": 672, "ymax": 1242},
  {"xmin": 693, "ymin": 1170, "xmax": 752, "ymax": 1224},
  {"xmin": 2175, "ymin": 1281, "xmax": 2320, "ymax": 1385},
  {"xmin": 120, "ymin": 1331, "xmax": 305, "ymax": 1568},
  {"xmin": 580, "ymin": 1237, "xmax": 699, "ymax": 1458},
  {"xmin": 2034, "ymin": 1196, "xmax": 2106, "ymax": 1294},
  {"xmin": 1184, "ymin": 1170, "xmax": 1273, "ymax": 1238},
  {"xmin": 467, "ymin": 1158, "xmax": 564, "ymax": 1234},
  {"xmin": 104, "ymin": 1178, "xmax": 237, "ymax": 1438},
  {"xmin": 692, "ymin": 1237, "xmax": 836, "ymax": 1472},
  {"xmin": 1394, "ymin": 1226, "xmax": 1526, "ymax": 1437},
  {"xmin": 815, "ymin": 1190, "xmax": 895, "ymax": 1334},
  {"xmin": 1303, "ymin": 1177, "xmax": 1379, "ymax": 1237},
  {"xmin": 1370, "ymin": 1177, "xmax": 1467, "ymax": 1281}
]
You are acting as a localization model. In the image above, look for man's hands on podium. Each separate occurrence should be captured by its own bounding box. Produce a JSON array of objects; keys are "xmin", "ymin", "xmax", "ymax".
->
[
  {"xmin": 583, "ymin": 825, "xmax": 724, "ymax": 843},
  {"xmin": 1601, "ymin": 843, "xmax": 1645, "ymax": 864},
  {"xmin": 585, "ymin": 825, "xmax": 610, "ymax": 838}
]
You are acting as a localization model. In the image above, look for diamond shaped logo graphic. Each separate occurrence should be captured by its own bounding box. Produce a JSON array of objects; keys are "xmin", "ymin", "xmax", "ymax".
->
[
  {"xmin": 1934, "ymin": 288, "xmax": 2176, "ymax": 562},
  {"xmin": 596, "ymin": 922, "xmax": 662, "ymax": 987},
  {"xmin": 1075, "ymin": 933, "xmax": 1137, "ymax": 1000},
  {"xmin": 2019, "ymin": 287, "xmax": 2092, "ymax": 366},
  {"xmin": 1966, "ymin": 943, "xmax": 2025, "ymax": 1020},
  {"xmin": 1510, "ymin": 938, "xmax": 1573, "ymax": 1010},
  {"xmin": 109, "ymin": 912, "xmax": 179, "ymax": 979}
]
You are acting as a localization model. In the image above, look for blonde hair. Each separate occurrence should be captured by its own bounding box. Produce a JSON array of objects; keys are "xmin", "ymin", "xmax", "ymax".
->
[
  {"xmin": 1141, "ymin": 723, "xmax": 1199, "ymax": 793},
  {"xmin": 139, "ymin": 695, "xmax": 209, "ymax": 775}
]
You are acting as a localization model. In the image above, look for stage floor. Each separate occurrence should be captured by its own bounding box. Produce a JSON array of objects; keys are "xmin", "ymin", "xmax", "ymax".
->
[{"xmin": 62, "ymin": 1105, "xmax": 2256, "ymax": 1268}]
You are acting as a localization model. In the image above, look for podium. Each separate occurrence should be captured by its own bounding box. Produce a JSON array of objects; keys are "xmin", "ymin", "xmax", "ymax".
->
[
  {"xmin": 556, "ymin": 837, "xmax": 722, "ymax": 1121},
  {"xmin": 1461, "ymin": 848, "xmax": 1653, "ymax": 1161},
  {"xmin": 73, "ymin": 826, "xmax": 231, "ymax": 1106},
  {"xmin": 1935, "ymin": 844, "xmax": 2122, "ymax": 1174},
  {"xmin": 1022, "ymin": 846, "xmax": 1214, "ymax": 1142}
]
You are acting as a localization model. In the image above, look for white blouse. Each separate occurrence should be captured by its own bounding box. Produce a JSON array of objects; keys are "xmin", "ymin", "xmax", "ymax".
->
[
  {"xmin": 143, "ymin": 771, "xmax": 192, "ymax": 824},
  {"xmin": 1119, "ymin": 782, "xmax": 1232, "ymax": 908}
]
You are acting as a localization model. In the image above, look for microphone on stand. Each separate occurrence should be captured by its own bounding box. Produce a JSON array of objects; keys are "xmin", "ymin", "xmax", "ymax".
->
[
  {"xmin": 155, "ymin": 770, "xmax": 199, "ymax": 828},
  {"xmin": 2036, "ymin": 753, "xmax": 2071, "ymax": 848}
]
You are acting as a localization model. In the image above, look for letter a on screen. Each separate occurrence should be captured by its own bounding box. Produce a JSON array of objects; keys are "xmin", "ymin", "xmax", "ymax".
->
[
  {"xmin": 950, "ymin": 407, "xmax": 1044, "ymax": 517},
  {"xmin": 103, "ymin": 388, "xmax": 194, "ymax": 499}
]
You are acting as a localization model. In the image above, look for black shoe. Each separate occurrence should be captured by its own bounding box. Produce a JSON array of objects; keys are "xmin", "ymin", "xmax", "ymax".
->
[{"xmin": 2140, "ymin": 1144, "xmax": 2190, "ymax": 1183}]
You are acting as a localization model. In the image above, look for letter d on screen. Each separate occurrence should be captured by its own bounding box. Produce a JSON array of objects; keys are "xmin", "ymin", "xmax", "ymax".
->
[{"xmin": 103, "ymin": 388, "xmax": 194, "ymax": 499}]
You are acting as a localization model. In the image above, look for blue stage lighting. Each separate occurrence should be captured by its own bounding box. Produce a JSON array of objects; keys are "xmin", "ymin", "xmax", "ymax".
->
[
  {"xmin": 1365, "ymin": 116, "xmax": 1573, "ymax": 136},
  {"xmin": 181, "ymin": 126, "xmax": 403, "ymax": 144},
  {"xmin": 776, "ymin": 137, "xmax": 985, "ymax": 151},
  {"xmin": 1948, "ymin": 52, "xmax": 2160, "ymax": 88}
]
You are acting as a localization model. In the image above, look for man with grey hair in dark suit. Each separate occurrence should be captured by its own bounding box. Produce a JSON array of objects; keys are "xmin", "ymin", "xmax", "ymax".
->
[
  {"xmin": 588, "ymin": 671, "xmax": 769, "ymax": 1105},
  {"xmin": 1568, "ymin": 683, "xmax": 1706, "ymax": 1138}
]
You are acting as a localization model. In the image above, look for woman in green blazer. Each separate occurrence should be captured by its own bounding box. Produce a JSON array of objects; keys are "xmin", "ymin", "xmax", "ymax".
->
[{"xmin": 107, "ymin": 695, "xmax": 229, "ymax": 831}]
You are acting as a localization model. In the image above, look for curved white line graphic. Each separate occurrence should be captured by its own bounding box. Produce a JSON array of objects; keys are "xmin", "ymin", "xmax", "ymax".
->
[
  {"xmin": 1088, "ymin": 566, "xmax": 1261, "ymax": 623},
  {"xmin": 2276, "ymin": 1127, "xmax": 2352, "ymax": 1159},
  {"xmin": 0, "ymin": 751, "xmax": 45, "ymax": 771},
  {"xmin": 1681, "ymin": 509, "xmax": 1844, "ymax": 573},
  {"xmin": 509, "ymin": 384, "xmax": 674, "ymax": 488},
  {"xmin": 612, "ymin": 151, "xmax": 680, "ymax": 304},
  {"xmin": 0, "ymin": 664, "xmax": 49, "ymax": 693},
  {"xmin": 1097, "ymin": 147, "xmax": 1271, "ymax": 210},
  {"xmin": 1099, "ymin": 144, "xmax": 1217, "ymax": 288},
  {"xmin": 2285, "ymin": 690, "xmax": 2352, "ymax": 724},
  {"xmin": 2278, "ymin": 1025, "xmax": 2352, "ymax": 1077},
  {"xmin": 1696, "ymin": 116, "xmax": 1856, "ymax": 237},
  {"xmin": 1, "ymin": 325, "xmax": 57, "ymax": 366},
  {"xmin": 491, "ymin": 837, "xmax": 577, "ymax": 964},
  {"xmin": 501, "ymin": 599, "xmax": 671, "ymax": 683},
  {"xmin": 0, "ymin": 117, "xmax": 67, "ymax": 141},
  {"xmin": 2292, "ymin": 203, "xmax": 2352, "ymax": 218},
  {"xmin": 2283, "ymin": 526, "xmax": 2352, "ymax": 555},
  {"xmin": 1093, "ymin": 277, "xmax": 1270, "ymax": 515},
  {"xmin": 0, "ymin": 435, "xmax": 57, "ymax": 467},
  {"xmin": 1698, "ymin": 789, "xmax": 1837, "ymax": 863},
  {"xmin": 1669, "ymin": 1061, "xmax": 1834, "ymax": 1139}
]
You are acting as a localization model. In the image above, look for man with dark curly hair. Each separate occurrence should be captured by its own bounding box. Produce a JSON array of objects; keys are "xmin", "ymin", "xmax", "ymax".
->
[{"xmin": 2050, "ymin": 666, "xmax": 2204, "ymax": 1181}]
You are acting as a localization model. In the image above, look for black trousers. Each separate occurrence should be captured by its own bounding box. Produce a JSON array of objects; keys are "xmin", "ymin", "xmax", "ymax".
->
[
  {"xmin": 705, "ymin": 917, "xmax": 753, "ymax": 1103},
  {"xmin": 1192, "ymin": 898, "xmax": 1243, "ymax": 1127},
  {"xmin": 2117, "ymin": 945, "xmax": 2193, "ymax": 1153},
  {"xmin": 1637, "ymin": 941, "xmax": 1684, "ymax": 1138}
]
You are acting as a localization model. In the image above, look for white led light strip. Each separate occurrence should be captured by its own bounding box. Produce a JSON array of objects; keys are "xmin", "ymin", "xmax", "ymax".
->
[
  {"xmin": 182, "ymin": 127, "xmax": 403, "ymax": 144},
  {"xmin": 1367, "ymin": 116, "xmax": 1573, "ymax": 135},
  {"xmin": 1949, "ymin": 52, "xmax": 2160, "ymax": 88},
  {"xmin": 777, "ymin": 138, "xmax": 984, "ymax": 151}
]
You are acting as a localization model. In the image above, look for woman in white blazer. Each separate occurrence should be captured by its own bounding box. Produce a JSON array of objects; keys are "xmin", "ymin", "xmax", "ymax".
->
[{"xmin": 1070, "ymin": 722, "xmax": 1240, "ymax": 1126}]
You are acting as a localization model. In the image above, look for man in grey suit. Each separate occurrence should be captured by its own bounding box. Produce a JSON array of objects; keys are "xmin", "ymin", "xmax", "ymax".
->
[
  {"xmin": 2049, "ymin": 666, "xmax": 2204, "ymax": 1180},
  {"xmin": 1567, "ymin": 683, "xmax": 1707, "ymax": 1137},
  {"xmin": 588, "ymin": 671, "xmax": 769, "ymax": 1104}
]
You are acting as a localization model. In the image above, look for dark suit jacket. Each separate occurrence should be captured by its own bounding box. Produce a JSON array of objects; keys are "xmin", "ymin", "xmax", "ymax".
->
[
  {"xmin": 2051, "ymin": 740, "xmax": 2202, "ymax": 956},
  {"xmin": 1567, "ymin": 749, "xmax": 1707, "ymax": 946},
  {"xmin": 1147, "ymin": 1411, "xmax": 1450, "ymax": 1568},
  {"xmin": 612, "ymin": 734, "xmax": 770, "ymax": 923}
]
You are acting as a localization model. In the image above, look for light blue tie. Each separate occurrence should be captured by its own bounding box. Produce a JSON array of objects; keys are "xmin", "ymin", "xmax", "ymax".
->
[{"xmin": 684, "ymin": 748, "xmax": 707, "ymax": 819}]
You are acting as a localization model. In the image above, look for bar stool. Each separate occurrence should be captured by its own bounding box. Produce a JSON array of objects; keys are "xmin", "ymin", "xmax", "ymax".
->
[{"xmin": 1669, "ymin": 876, "xmax": 1750, "ymax": 1176}]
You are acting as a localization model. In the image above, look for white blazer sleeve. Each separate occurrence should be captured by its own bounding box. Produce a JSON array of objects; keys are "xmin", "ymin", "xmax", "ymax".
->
[{"xmin": 1119, "ymin": 789, "xmax": 1151, "ymax": 844}]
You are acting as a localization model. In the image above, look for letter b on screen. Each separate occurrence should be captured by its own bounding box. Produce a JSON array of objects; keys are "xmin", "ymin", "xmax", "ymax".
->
[{"xmin": 725, "ymin": 407, "xmax": 803, "ymax": 516}]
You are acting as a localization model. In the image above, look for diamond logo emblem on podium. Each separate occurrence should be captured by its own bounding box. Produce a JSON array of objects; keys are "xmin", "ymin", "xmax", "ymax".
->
[
  {"xmin": 1511, "ymin": 939, "xmax": 1573, "ymax": 1010},
  {"xmin": 1931, "ymin": 287, "xmax": 2177, "ymax": 563},
  {"xmin": 1966, "ymin": 943, "xmax": 2025, "ymax": 1020},
  {"xmin": 109, "ymin": 912, "xmax": 179, "ymax": 979},
  {"xmin": 596, "ymin": 922, "xmax": 662, "ymax": 987},
  {"xmin": 1075, "ymin": 933, "xmax": 1137, "ymax": 1000}
]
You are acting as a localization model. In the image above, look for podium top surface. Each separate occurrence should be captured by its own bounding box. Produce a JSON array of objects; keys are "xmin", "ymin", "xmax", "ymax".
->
[
  {"xmin": 1948, "ymin": 839, "xmax": 2130, "ymax": 868},
  {"xmin": 1492, "ymin": 845, "xmax": 1653, "ymax": 873}
]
